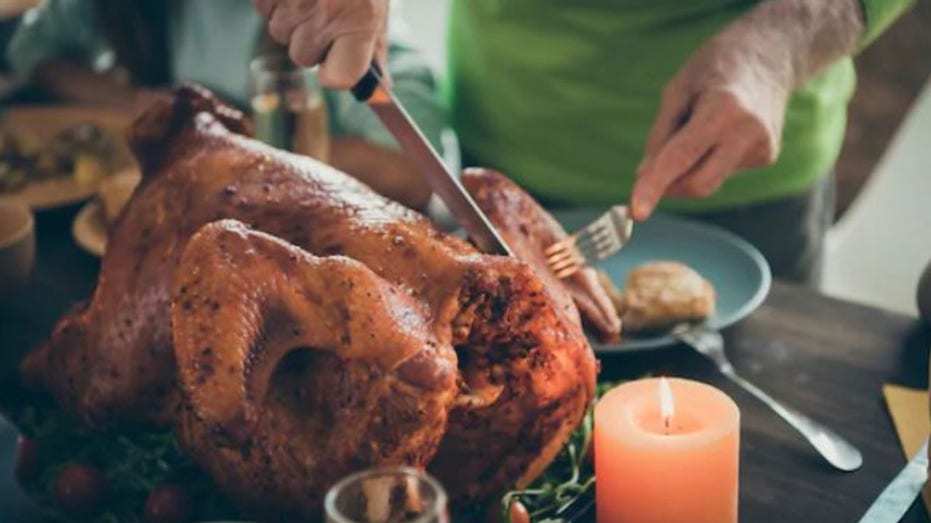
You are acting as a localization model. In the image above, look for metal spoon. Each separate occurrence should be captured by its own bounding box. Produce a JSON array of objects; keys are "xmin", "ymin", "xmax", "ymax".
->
[{"xmin": 674, "ymin": 325, "xmax": 864, "ymax": 472}]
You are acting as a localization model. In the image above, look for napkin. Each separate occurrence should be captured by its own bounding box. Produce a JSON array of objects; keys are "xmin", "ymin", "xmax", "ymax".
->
[{"xmin": 882, "ymin": 384, "xmax": 931, "ymax": 513}]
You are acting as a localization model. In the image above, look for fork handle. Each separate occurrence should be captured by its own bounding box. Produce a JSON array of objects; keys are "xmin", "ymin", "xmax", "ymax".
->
[{"xmin": 719, "ymin": 367, "xmax": 863, "ymax": 472}]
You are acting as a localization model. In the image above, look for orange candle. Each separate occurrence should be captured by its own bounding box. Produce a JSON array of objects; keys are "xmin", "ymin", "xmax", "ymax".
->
[{"xmin": 594, "ymin": 377, "xmax": 740, "ymax": 523}]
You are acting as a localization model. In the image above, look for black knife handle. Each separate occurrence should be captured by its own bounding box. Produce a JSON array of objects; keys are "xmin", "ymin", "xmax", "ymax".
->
[{"xmin": 351, "ymin": 62, "xmax": 383, "ymax": 102}]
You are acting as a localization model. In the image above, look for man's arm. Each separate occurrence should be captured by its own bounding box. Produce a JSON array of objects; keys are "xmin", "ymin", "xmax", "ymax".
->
[
  {"xmin": 630, "ymin": 0, "xmax": 909, "ymax": 220},
  {"xmin": 749, "ymin": 0, "xmax": 864, "ymax": 86},
  {"xmin": 325, "ymin": 4, "xmax": 448, "ymax": 211}
]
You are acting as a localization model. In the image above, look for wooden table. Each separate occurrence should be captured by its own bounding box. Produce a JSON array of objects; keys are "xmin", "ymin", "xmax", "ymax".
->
[{"xmin": 1, "ymin": 204, "xmax": 930, "ymax": 522}]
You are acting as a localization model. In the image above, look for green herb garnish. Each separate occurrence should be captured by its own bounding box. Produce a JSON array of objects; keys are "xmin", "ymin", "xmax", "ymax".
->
[
  {"xmin": 11, "ymin": 382, "xmax": 624, "ymax": 522},
  {"xmin": 13, "ymin": 402, "xmax": 235, "ymax": 523}
]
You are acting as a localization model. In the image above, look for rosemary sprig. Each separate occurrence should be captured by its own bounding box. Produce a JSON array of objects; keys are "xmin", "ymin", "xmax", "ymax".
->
[
  {"xmin": 11, "ymin": 381, "xmax": 625, "ymax": 523},
  {"xmin": 496, "ymin": 381, "xmax": 621, "ymax": 523}
]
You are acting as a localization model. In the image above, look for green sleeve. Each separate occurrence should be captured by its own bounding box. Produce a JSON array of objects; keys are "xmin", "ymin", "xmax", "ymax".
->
[
  {"xmin": 5, "ymin": 0, "xmax": 113, "ymax": 84},
  {"xmin": 324, "ymin": 5, "xmax": 449, "ymax": 155},
  {"xmin": 859, "ymin": 0, "xmax": 917, "ymax": 48}
]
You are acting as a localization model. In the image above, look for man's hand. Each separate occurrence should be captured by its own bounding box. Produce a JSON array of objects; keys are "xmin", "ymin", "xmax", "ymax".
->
[
  {"xmin": 630, "ymin": 0, "xmax": 863, "ymax": 221},
  {"xmin": 253, "ymin": 0, "xmax": 390, "ymax": 88},
  {"xmin": 630, "ymin": 31, "xmax": 792, "ymax": 220}
]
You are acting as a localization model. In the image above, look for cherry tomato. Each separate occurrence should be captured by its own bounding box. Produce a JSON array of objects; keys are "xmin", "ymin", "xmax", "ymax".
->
[
  {"xmin": 14, "ymin": 436, "xmax": 39, "ymax": 484},
  {"xmin": 508, "ymin": 500, "xmax": 531, "ymax": 523},
  {"xmin": 144, "ymin": 484, "xmax": 193, "ymax": 523},
  {"xmin": 54, "ymin": 463, "xmax": 106, "ymax": 516}
]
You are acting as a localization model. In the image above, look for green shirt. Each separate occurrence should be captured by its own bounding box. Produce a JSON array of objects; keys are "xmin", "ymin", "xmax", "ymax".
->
[
  {"xmin": 6, "ymin": 0, "xmax": 447, "ymax": 152},
  {"xmin": 448, "ymin": 0, "xmax": 913, "ymax": 211}
]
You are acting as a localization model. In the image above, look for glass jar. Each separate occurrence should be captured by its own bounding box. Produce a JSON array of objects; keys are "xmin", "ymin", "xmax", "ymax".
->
[
  {"xmin": 249, "ymin": 54, "xmax": 330, "ymax": 162},
  {"xmin": 324, "ymin": 467, "xmax": 449, "ymax": 523}
]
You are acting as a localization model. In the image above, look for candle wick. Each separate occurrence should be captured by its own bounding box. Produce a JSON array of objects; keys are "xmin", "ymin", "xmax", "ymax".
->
[{"xmin": 664, "ymin": 415, "xmax": 670, "ymax": 434}]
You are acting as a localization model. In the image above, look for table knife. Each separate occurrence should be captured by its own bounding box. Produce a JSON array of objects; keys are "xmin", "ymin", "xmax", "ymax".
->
[
  {"xmin": 858, "ymin": 438, "xmax": 929, "ymax": 523},
  {"xmin": 351, "ymin": 64, "xmax": 513, "ymax": 256}
]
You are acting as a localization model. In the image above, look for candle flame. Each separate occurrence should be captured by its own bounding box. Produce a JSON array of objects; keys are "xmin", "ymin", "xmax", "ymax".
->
[{"xmin": 659, "ymin": 377, "xmax": 675, "ymax": 429}]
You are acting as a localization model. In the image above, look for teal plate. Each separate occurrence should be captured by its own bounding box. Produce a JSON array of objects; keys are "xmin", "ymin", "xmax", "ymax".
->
[{"xmin": 553, "ymin": 208, "xmax": 772, "ymax": 352}]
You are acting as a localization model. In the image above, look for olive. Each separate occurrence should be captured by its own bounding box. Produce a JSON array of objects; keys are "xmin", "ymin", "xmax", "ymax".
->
[
  {"xmin": 144, "ymin": 484, "xmax": 192, "ymax": 523},
  {"xmin": 54, "ymin": 463, "xmax": 106, "ymax": 516},
  {"xmin": 13, "ymin": 436, "xmax": 39, "ymax": 484},
  {"xmin": 508, "ymin": 500, "xmax": 531, "ymax": 523}
]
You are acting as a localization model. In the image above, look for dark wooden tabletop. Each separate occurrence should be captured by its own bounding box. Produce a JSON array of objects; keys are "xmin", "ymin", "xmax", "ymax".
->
[{"xmin": 1, "ymin": 204, "xmax": 930, "ymax": 523}]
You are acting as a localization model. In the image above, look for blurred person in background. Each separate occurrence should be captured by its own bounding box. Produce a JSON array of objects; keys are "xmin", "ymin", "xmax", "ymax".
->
[
  {"xmin": 4, "ymin": 0, "xmax": 447, "ymax": 210},
  {"xmin": 260, "ymin": 0, "xmax": 913, "ymax": 285},
  {"xmin": 0, "ymin": 1, "xmax": 35, "ymax": 99}
]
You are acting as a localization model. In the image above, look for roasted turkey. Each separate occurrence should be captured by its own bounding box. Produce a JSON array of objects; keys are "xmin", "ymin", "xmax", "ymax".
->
[{"xmin": 22, "ymin": 85, "xmax": 618, "ymax": 517}]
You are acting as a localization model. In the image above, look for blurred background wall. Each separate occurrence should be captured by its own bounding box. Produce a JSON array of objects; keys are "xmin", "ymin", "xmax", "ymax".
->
[{"xmin": 834, "ymin": 0, "xmax": 931, "ymax": 216}]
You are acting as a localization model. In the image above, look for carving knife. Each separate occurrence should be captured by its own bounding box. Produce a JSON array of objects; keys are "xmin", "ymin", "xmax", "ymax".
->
[
  {"xmin": 857, "ymin": 438, "xmax": 929, "ymax": 523},
  {"xmin": 351, "ymin": 65, "xmax": 513, "ymax": 256}
]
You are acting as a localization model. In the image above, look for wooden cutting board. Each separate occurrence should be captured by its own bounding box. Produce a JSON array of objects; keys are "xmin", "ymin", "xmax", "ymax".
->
[{"xmin": 0, "ymin": 106, "xmax": 136, "ymax": 209}]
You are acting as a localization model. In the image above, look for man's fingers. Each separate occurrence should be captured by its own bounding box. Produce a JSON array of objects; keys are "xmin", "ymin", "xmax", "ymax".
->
[
  {"xmin": 630, "ymin": 86, "xmax": 693, "ymax": 221},
  {"xmin": 256, "ymin": 0, "xmax": 389, "ymax": 89},
  {"xmin": 318, "ymin": 33, "xmax": 377, "ymax": 88},
  {"xmin": 630, "ymin": 154, "xmax": 689, "ymax": 221},
  {"xmin": 642, "ymin": 82, "xmax": 689, "ymax": 165},
  {"xmin": 666, "ymin": 136, "xmax": 749, "ymax": 197},
  {"xmin": 631, "ymin": 122, "xmax": 717, "ymax": 220},
  {"xmin": 649, "ymin": 92, "xmax": 735, "ymax": 176},
  {"xmin": 268, "ymin": 4, "xmax": 300, "ymax": 44},
  {"xmin": 287, "ymin": 22, "xmax": 328, "ymax": 68},
  {"xmin": 373, "ymin": 20, "xmax": 391, "ymax": 87},
  {"xmin": 631, "ymin": 90, "xmax": 748, "ymax": 220}
]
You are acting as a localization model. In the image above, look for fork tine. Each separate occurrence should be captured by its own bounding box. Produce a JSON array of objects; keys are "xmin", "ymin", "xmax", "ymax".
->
[
  {"xmin": 546, "ymin": 246, "xmax": 577, "ymax": 265},
  {"xmin": 545, "ymin": 205, "xmax": 634, "ymax": 279},
  {"xmin": 550, "ymin": 257, "xmax": 581, "ymax": 274},
  {"xmin": 548, "ymin": 255, "xmax": 577, "ymax": 272},
  {"xmin": 578, "ymin": 221, "xmax": 609, "ymax": 240},
  {"xmin": 550, "ymin": 245, "xmax": 582, "ymax": 262},
  {"xmin": 577, "ymin": 227, "xmax": 614, "ymax": 249},
  {"xmin": 591, "ymin": 230, "xmax": 620, "ymax": 250},
  {"xmin": 574, "ymin": 228, "xmax": 613, "ymax": 251},
  {"xmin": 554, "ymin": 264, "xmax": 581, "ymax": 279},
  {"xmin": 544, "ymin": 236, "xmax": 576, "ymax": 256},
  {"xmin": 595, "ymin": 235, "xmax": 621, "ymax": 255}
]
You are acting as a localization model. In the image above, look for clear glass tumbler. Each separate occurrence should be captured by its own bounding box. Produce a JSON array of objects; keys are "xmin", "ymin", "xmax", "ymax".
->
[
  {"xmin": 324, "ymin": 467, "xmax": 449, "ymax": 523},
  {"xmin": 249, "ymin": 54, "xmax": 330, "ymax": 162}
]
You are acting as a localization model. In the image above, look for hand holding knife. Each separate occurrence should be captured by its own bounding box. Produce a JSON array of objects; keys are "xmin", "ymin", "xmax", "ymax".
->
[{"xmin": 351, "ymin": 64, "xmax": 513, "ymax": 256}]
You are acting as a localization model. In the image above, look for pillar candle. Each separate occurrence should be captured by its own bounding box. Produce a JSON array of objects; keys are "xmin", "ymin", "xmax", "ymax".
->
[{"xmin": 594, "ymin": 377, "xmax": 740, "ymax": 523}]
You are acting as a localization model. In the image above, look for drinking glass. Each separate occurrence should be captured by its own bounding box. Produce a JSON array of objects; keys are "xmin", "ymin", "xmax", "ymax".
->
[
  {"xmin": 324, "ymin": 467, "xmax": 449, "ymax": 523},
  {"xmin": 249, "ymin": 54, "xmax": 330, "ymax": 162}
]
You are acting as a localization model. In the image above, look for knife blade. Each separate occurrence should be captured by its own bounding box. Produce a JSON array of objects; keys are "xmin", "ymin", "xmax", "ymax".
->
[
  {"xmin": 858, "ymin": 438, "xmax": 929, "ymax": 523},
  {"xmin": 351, "ymin": 65, "xmax": 513, "ymax": 256}
]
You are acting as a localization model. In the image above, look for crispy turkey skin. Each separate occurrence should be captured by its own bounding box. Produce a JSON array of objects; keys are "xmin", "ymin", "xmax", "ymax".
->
[{"xmin": 23, "ymin": 85, "xmax": 604, "ymax": 516}]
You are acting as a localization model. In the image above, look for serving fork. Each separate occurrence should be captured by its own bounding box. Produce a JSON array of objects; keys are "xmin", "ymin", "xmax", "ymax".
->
[
  {"xmin": 674, "ymin": 324, "xmax": 864, "ymax": 472},
  {"xmin": 545, "ymin": 205, "xmax": 634, "ymax": 278}
]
